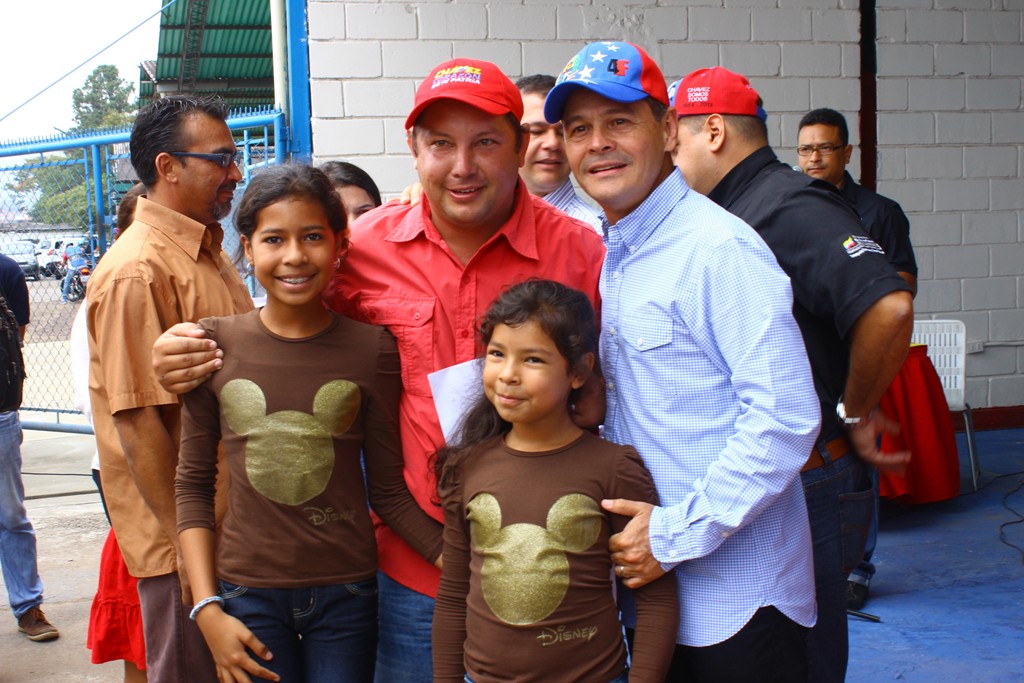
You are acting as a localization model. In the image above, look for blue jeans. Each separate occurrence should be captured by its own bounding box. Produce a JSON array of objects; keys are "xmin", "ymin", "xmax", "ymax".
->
[
  {"xmin": 220, "ymin": 577, "xmax": 378, "ymax": 683},
  {"xmin": 848, "ymin": 466, "xmax": 880, "ymax": 587},
  {"xmin": 801, "ymin": 442, "xmax": 873, "ymax": 683},
  {"xmin": 374, "ymin": 571, "xmax": 435, "ymax": 683},
  {"xmin": 61, "ymin": 270, "xmax": 75, "ymax": 300},
  {"xmin": 0, "ymin": 411, "xmax": 44, "ymax": 621}
]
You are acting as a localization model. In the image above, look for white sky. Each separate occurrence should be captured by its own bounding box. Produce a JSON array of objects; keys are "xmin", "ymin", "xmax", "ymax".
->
[{"xmin": 0, "ymin": 1, "xmax": 162, "ymax": 142}]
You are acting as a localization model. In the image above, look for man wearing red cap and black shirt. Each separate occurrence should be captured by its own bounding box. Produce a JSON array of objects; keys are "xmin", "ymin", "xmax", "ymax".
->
[
  {"xmin": 152, "ymin": 58, "xmax": 604, "ymax": 683},
  {"xmin": 672, "ymin": 66, "xmax": 914, "ymax": 683},
  {"xmin": 798, "ymin": 106, "xmax": 919, "ymax": 615},
  {"xmin": 545, "ymin": 42, "xmax": 821, "ymax": 680}
]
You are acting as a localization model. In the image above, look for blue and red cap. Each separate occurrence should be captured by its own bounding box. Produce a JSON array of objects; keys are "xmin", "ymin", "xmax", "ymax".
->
[
  {"xmin": 667, "ymin": 79, "xmax": 682, "ymax": 107},
  {"xmin": 543, "ymin": 41, "xmax": 669, "ymax": 123},
  {"xmin": 673, "ymin": 67, "xmax": 767, "ymax": 122}
]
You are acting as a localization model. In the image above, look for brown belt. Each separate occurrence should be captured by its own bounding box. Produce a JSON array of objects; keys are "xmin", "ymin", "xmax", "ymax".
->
[{"xmin": 802, "ymin": 435, "xmax": 852, "ymax": 472}]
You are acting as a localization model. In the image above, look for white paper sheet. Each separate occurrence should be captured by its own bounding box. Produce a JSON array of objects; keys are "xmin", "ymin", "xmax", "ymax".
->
[{"xmin": 428, "ymin": 358, "xmax": 484, "ymax": 442}]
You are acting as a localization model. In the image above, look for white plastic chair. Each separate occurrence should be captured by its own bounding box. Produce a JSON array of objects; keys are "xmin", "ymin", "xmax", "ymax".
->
[{"xmin": 910, "ymin": 319, "xmax": 980, "ymax": 491}]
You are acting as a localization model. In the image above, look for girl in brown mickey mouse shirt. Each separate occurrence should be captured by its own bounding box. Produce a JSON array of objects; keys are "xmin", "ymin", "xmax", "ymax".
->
[
  {"xmin": 432, "ymin": 280, "xmax": 677, "ymax": 683},
  {"xmin": 176, "ymin": 166, "xmax": 439, "ymax": 683}
]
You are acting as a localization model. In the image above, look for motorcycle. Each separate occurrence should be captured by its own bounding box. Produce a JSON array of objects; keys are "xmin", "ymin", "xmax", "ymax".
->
[
  {"xmin": 47, "ymin": 260, "xmax": 68, "ymax": 280},
  {"xmin": 60, "ymin": 252, "xmax": 91, "ymax": 303}
]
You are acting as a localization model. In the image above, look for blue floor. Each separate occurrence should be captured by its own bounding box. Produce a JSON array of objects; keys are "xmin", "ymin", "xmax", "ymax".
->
[{"xmin": 847, "ymin": 428, "xmax": 1024, "ymax": 682}]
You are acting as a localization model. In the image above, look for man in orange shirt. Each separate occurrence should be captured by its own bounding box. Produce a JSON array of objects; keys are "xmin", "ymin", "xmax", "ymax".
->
[{"xmin": 88, "ymin": 96, "xmax": 253, "ymax": 683}]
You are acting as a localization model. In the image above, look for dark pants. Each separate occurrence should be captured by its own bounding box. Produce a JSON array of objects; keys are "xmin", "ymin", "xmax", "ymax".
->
[
  {"xmin": 137, "ymin": 572, "xmax": 217, "ymax": 683},
  {"xmin": 663, "ymin": 606, "xmax": 808, "ymax": 683},
  {"xmin": 801, "ymin": 449, "xmax": 873, "ymax": 683}
]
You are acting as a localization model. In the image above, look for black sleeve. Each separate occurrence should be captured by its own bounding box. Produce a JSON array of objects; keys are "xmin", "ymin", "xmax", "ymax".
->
[
  {"xmin": 0, "ymin": 266, "xmax": 29, "ymax": 326},
  {"xmin": 758, "ymin": 185, "xmax": 911, "ymax": 339},
  {"xmin": 877, "ymin": 202, "xmax": 917, "ymax": 276}
]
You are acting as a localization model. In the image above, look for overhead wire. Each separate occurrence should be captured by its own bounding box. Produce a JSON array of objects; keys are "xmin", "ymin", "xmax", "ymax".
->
[{"xmin": 0, "ymin": 0, "xmax": 180, "ymax": 126}]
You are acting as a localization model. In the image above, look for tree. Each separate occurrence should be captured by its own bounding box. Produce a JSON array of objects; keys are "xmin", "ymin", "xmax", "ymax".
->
[
  {"xmin": 6, "ymin": 156, "xmax": 88, "ymax": 227},
  {"xmin": 71, "ymin": 65, "xmax": 136, "ymax": 131},
  {"xmin": 6, "ymin": 66, "xmax": 136, "ymax": 229}
]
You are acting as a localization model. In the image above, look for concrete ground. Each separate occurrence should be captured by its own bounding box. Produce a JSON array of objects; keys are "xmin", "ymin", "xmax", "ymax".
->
[
  {"xmin": 1, "ymin": 424, "xmax": 122, "ymax": 682},
  {"xmin": 2, "ymin": 420, "xmax": 1022, "ymax": 682}
]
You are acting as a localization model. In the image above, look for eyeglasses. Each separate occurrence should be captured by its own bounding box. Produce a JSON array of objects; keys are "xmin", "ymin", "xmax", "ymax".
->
[
  {"xmin": 796, "ymin": 143, "xmax": 842, "ymax": 157},
  {"xmin": 168, "ymin": 151, "xmax": 242, "ymax": 168}
]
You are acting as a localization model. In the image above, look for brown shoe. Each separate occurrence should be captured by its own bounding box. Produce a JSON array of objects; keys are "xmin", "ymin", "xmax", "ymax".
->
[{"xmin": 17, "ymin": 607, "xmax": 60, "ymax": 642}]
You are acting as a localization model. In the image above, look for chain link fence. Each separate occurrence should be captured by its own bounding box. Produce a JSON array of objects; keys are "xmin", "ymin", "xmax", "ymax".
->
[{"xmin": 0, "ymin": 108, "xmax": 284, "ymax": 428}]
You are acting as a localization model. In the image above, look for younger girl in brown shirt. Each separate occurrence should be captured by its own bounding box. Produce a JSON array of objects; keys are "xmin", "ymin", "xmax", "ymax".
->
[{"xmin": 432, "ymin": 280, "xmax": 678, "ymax": 683}]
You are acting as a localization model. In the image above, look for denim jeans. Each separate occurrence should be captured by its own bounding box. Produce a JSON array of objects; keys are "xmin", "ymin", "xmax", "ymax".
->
[
  {"xmin": 374, "ymin": 571, "xmax": 435, "ymax": 683},
  {"xmin": 0, "ymin": 411, "xmax": 44, "ymax": 620},
  {"xmin": 61, "ymin": 271, "xmax": 74, "ymax": 300},
  {"xmin": 220, "ymin": 577, "xmax": 378, "ymax": 683},
  {"xmin": 848, "ymin": 466, "xmax": 880, "ymax": 587},
  {"xmin": 801, "ymin": 442, "xmax": 873, "ymax": 683}
]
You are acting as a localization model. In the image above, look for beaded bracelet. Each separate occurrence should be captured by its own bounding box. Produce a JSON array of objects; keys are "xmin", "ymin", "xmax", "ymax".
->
[{"xmin": 189, "ymin": 595, "xmax": 225, "ymax": 621}]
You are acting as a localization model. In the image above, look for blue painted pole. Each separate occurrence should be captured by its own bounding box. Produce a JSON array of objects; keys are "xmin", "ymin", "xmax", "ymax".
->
[
  {"xmin": 274, "ymin": 114, "xmax": 284, "ymax": 164},
  {"xmin": 91, "ymin": 144, "xmax": 105, "ymax": 257},
  {"xmin": 285, "ymin": 0, "xmax": 312, "ymax": 161}
]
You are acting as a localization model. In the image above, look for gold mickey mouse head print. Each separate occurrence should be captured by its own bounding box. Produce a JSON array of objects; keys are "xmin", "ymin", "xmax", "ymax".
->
[
  {"xmin": 468, "ymin": 492, "xmax": 603, "ymax": 625},
  {"xmin": 221, "ymin": 378, "xmax": 361, "ymax": 506}
]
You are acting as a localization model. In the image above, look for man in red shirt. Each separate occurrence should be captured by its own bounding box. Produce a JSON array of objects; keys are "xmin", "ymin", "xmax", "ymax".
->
[{"xmin": 153, "ymin": 58, "xmax": 605, "ymax": 682}]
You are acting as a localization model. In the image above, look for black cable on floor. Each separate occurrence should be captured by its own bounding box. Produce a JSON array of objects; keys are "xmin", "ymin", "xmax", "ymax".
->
[{"xmin": 996, "ymin": 476, "xmax": 1024, "ymax": 565}]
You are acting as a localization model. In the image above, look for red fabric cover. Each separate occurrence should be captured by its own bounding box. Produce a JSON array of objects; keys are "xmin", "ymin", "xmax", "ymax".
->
[
  {"xmin": 87, "ymin": 528, "xmax": 146, "ymax": 668},
  {"xmin": 879, "ymin": 344, "xmax": 960, "ymax": 504}
]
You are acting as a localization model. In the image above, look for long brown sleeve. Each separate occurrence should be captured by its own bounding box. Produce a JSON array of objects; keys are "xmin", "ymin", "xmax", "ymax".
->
[
  {"xmin": 432, "ymin": 468, "xmax": 472, "ymax": 682},
  {"xmin": 610, "ymin": 448, "xmax": 679, "ymax": 683},
  {"xmin": 363, "ymin": 329, "xmax": 443, "ymax": 563},
  {"xmin": 176, "ymin": 380, "xmax": 221, "ymax": 533}
]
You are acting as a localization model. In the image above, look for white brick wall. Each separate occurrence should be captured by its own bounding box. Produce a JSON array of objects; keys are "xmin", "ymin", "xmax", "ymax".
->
[
  {"xmin": 876, "ymin": 0, "xmax": 1024, "ymax": 408},
  {"xmin": 306, "ymin": 1, "xmax": 865, "ymax": 192},
  {"xmin": 305, "ymin": 0, "xmax": 1024, "ymax": 408}
]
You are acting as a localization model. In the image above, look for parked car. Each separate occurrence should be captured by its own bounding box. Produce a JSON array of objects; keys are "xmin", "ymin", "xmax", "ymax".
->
[
  {"xmin": 36, "ymin": 234, "xmax": 85, "ymax": 278},
  {"xmin": 5, "ymin": 240, "xmax": 41, "ymax": 280}
]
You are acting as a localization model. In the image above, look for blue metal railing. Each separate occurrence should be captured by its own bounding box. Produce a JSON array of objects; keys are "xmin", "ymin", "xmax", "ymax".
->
[{"xmin": 0, "ymin": 107, "xmax": 286, "ymax": 431}]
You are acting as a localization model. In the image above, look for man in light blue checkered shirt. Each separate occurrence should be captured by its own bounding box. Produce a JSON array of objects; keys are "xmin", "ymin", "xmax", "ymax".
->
[
  {"xmin": 516, "ymin": 74, "xmax": 604, "ymax": 235},
  {"xmin": 546, "ymin": 42, "xmax": 821, "ymax": 680}
]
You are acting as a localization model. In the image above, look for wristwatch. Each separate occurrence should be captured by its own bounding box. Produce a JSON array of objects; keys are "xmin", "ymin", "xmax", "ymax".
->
[{"xmin": 836, "ymin": 401, "xmax": 870, "ymax": 429}]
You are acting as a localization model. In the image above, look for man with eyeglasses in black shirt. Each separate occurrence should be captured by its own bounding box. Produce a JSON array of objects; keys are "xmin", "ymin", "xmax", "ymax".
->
[{"xmin": 798, "ymin": 108, "xmax": 917, "ymax": 295}]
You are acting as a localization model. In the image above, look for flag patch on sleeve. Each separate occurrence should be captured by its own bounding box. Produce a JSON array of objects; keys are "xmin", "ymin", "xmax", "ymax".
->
[{"xmin": 842, "ymin": 235, "xmax": 885, "ymax": 258}]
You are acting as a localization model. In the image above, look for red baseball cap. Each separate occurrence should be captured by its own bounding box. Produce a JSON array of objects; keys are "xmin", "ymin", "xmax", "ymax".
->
[
  {"xmin": 674, "ymin": 67, "xmax": 767, "ymax": 122},
  {"xmin": 405, "ymin": 58, "xmax": 524, "ymax": 130}
]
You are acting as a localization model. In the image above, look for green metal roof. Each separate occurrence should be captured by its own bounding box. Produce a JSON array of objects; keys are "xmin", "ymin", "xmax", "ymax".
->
[{"xmin": 139, "ymin": 0, "xmax": 274, "ymax": 108}]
